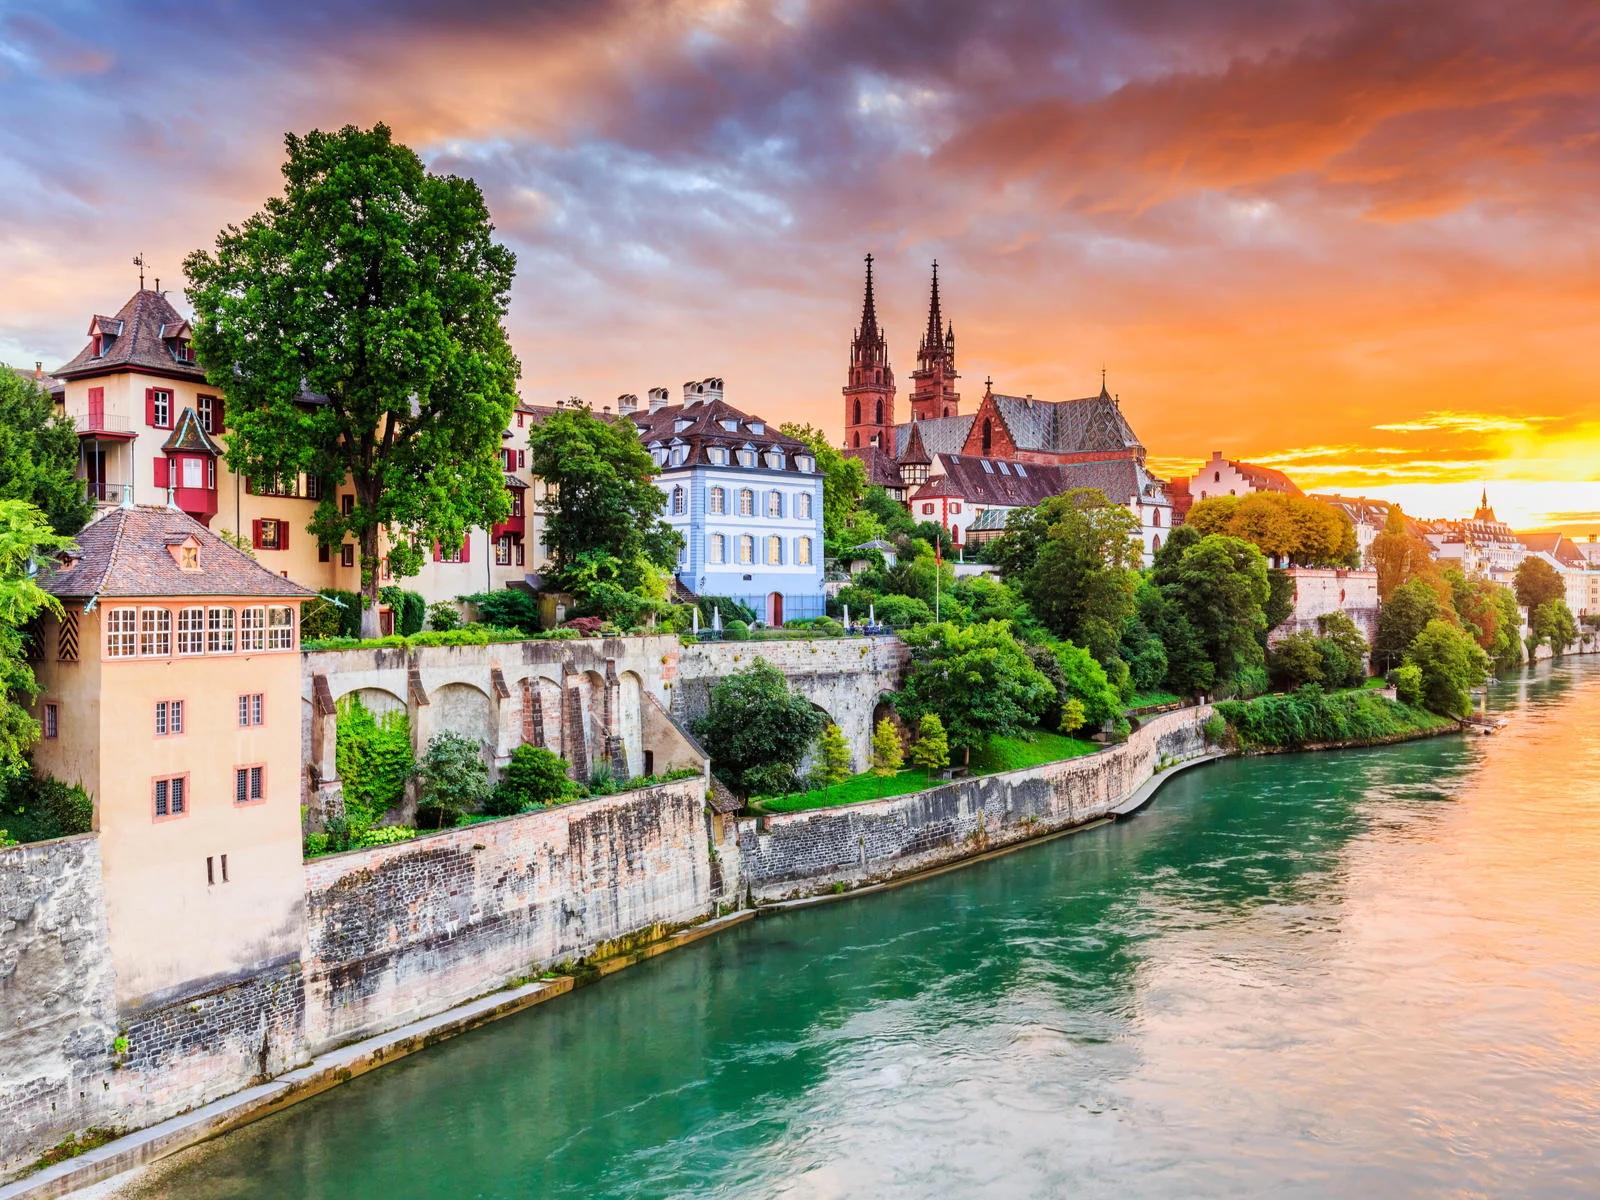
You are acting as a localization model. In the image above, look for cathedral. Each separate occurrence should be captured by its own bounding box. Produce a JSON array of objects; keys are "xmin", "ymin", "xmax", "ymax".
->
[{"xmin": 839, "ymin": 258, "xmax": 1172, "ymax": 562}]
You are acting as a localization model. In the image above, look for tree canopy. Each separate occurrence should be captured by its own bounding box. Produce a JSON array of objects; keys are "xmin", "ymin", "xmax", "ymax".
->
[
  {"xmin": 895, "ymin": 621, "xmax": 1055, "ymax": 759},
  {"xmin": 1159, "ymin": 534, "xmax": 1271, "ymax": 687},
  {"xmin": 1375, "ymin": 577, "xmax": 1443, "ymax": 671},
  {"xmin": 1513, "ymin": 556, "xmax": 1565, "ymax": 611},
  {"xmin": 1403, "ymin": 619, "xmax": 1489, "ymax": 717},
  {"xmin": 0, "ymin": 500, "xmax": 71, "ymax": 787},
  {"xmin": 185, "ymin": 122, "xmax": 520, "ymax": 635},
  {"xmin": 0, "ymin": 371, "xmax": 93, "ymax": 537},
  {"xmin": 693, "ymin": 658, "xmax": 826, "ymax": 795},
  {"xmin": 1185, "ymin": 492, "xmax": 1357, "ymax": 567},
  {"xmin": 1369, "ymin": 504, "xmax": 1438, "ymax": 600}
]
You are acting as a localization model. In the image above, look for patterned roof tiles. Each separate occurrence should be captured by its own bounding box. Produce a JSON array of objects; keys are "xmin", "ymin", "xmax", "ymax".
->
[{"xmin": 54, "ymin": 290, "xmax": 208, "ymax": 381}]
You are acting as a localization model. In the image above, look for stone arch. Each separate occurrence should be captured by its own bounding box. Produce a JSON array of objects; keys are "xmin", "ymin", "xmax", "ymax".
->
[
  {"xmin": 619, "ymin": 671, "xmax": 644, "ymax": 778},
  {"xmin": 347, "ymin": 686, "xmax": 406, "ymax": 718},
  {"xmin": 434, "ymin": 682, "xmax": 492, "ymax": 758}
]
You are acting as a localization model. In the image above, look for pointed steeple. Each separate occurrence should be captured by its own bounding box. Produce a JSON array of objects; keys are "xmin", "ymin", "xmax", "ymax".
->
[
  {"xmin": 922, "ymin": 261, "xmax": 944, "ymax": 356},
  {"xmin": 858, "ymin": 253, "xmax": 881, "ymax": 341}
]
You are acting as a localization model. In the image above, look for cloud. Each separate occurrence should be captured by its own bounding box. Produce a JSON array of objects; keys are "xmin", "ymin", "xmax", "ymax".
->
[{"xmin": 1372, "ymin": 411, "xmax": 1559, "ymax": 434}]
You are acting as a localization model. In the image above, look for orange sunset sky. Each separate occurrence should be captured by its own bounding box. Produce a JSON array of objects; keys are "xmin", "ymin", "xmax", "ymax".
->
[{"xmin": 2, "ymin": 0, "xmax": 1597, "ymax": 533}]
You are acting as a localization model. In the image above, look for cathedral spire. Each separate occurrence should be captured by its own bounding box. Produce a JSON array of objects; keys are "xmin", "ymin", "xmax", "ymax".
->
[
  {"xmin": 922, "ymin": 261, "xmax": 943, "ymax": 355},
  {"xmin": 859, "ymin": 253, "xmax": 880, "ymax": 341}
]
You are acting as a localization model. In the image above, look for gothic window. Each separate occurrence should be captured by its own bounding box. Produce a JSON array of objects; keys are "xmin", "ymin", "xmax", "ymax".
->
[
  {"xmin": 1152, "ymin": 509, "xmax": 1162, "ymax": 527},
  {"xmin": 943, "ymin": 407, "xmax": 950, "ymax": 417},
  {"xmin": 875, "ymin": 398, "xmax": 883, "ymax": 424},
  {"xmin": 853, "ymin": 432, "xmax": 860, "ymax": 447},
  {"xmin": 982, "ymin": 419, "xmax": 992, "ymax": 454},
  {"xmin": 1152, "ymin": 534, "xmax": 1161, "ymax": 553},
  {"xmin": 854, "ymin": 399, "xmax": 861, "ymax": 424}
]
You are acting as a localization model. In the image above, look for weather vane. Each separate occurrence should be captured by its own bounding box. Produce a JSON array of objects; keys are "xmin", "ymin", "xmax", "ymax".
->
[{"xmin": 133, "ymin": 253, "xmax": 146, "ymax": 290}]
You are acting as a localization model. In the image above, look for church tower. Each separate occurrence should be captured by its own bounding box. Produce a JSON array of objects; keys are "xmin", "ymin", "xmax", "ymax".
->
[
  {"xmin": 843, "ymin": 254, "xmax": 896, "ymax": 450},
  {"xmin": 909, "ymin": 262, "xmax": 960, "ymax": 421}
]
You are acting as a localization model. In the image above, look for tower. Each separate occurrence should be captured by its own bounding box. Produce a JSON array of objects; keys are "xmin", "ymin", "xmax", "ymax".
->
[
  {"xmin": 843, "ymin": 254, "xmax": 896, "ymax": 450},
  {"xmin": 909, "ymin": 261, "xmax": 960, "ymax": 422}
]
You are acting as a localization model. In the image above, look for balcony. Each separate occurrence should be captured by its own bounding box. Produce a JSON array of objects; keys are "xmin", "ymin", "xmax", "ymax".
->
[
  {"xmin": 76, "ymin": 404, "xmax": 135, "ymax": 437},
  {"xmin": 85, "ymin": 480, "xmax": 133, "ymax": 506}
]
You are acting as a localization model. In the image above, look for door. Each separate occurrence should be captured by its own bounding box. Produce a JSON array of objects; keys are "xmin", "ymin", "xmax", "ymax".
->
[
  {"xmin": 768, "ymin": 592, "xmax": 783, "ymax": 627},
  {"xmin": 85, "ymin": 447, "xmax": 107, "ymax": 501}
]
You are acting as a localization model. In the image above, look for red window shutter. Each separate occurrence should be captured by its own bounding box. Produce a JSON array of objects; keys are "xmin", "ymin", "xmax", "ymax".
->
[
  {"xmin": 153, "ymin": 457, "xmax": 169, "ymax": 488},
  {"xmin": 460, "ymin": 535, "xmax": 470, "ymax": 563},
  {"xmin": 145, "ymin": 388, "xmax": 156, "ymax": 426},
  {"xmin": 251, "ymin": 519, "xmax": 262, "ymax": 549},
  {"xmin": 213, "ymin": 396, "xmax": 225, "ymax": 435},
  {"xmin": 279, "ymin": 520, "xmax": 289, "ymax": 551},
  {"xmin": 432, "ymin": 540, "xmax": 440, "ymax": 562}
]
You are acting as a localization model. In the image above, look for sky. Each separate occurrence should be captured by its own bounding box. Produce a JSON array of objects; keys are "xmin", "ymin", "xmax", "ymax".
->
[{"xmin": 2, "ymin": 0, "xmax": 1598, "ymax": 533}]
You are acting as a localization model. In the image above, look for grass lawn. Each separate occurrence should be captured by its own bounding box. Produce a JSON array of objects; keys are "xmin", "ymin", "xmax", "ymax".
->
[
  {"xmin": 1126, "ymin": 690, "xmax": 1182, "ymax": 710},
  {"xmin": 756, "ymin": 728, "xmax": 1100, "ymax": 814}
]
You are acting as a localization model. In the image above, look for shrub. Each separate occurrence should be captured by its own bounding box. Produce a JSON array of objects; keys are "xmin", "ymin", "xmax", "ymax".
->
[
  {"xmin": 814, "ymin": 724, "xmax": 853, "ymax": 788},
  {"xmin": 587, "ymin": 763, "xmax": 620, "ymax": 796},
  {"xmin": 695, "ymin": 595, "xmax": 758, "ymax": 626},
  {"xmin": 562, "ymin": 616, "xmax": 606, "ymax": 636},
  {"xmin": 872, "ymin": 593, "xmax": 934, "ymax": 627},
  {"xmin": 1201, "ymin": 713, "xmax": 1228, "ymax": 745},
  {"xmin": 381, "ymin": 587, "xmax": 427, "ymax": 636},
  {"xmin": 693, "ymin": 658, "xmax": 826, "ymax": 795},
  {"xmin": 416, "ymin": 731, "xmax": 491, "ymax": 828},
  {"xmin": 742, "ymin": 761, "xmax": 799, "ymax": 797},
  {"xmin": 1215, "ymin": 686, "xmax": 1446, "ymax": 750},
  {"xmin": 489, "ymin": 745, "xmax": 578, "ymax": 815},
  {"xmin": 723, "ymin": 620, "xmax": 751, "ymax": 641},
  {"xmin": 909, "ymin": 713, "xmax": 950, "ymax": 775},
  {"xmin": 427, "ymin": 601, "xmax": 461, "ymax": 632},
  {"xmin": 41, "ymin": 778, "xmax": 93, "ymax": 835},
  {"xmin": 335, "ymin": 696, "xmax": 414, "ymax": 829},
  {"xmin": 1269, "ymin": 631, "xmax": 1325, "ymax": 689},
  {"xmin": 356, "ymin": 825, "xmax": 418, "ymax": 848},
  {"xmin": 1391, "ymin": 663, "xmax": 1423, "ymax": 706},
  {"xmin": 1403, "ymin": 619, "xmax": 1488, "ymax": 717},
  {"xmin": 870, "ymin": 717, "xmax": 904, "ymax": 778},
  {"xmin": 459, "ymin": 589, "xmax": 540, "ymax": 635},
  {"xmin": 1058, "ymin": 697, "xmax": 1088, "ymax": 735}
]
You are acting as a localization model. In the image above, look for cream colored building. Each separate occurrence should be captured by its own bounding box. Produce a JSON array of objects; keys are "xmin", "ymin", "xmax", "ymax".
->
[
  {"xmin": 30, "ymin": 507, "xmax": 313, "ymax": 1007},
  {"xmin": 53, "ymin": 287, "xmax": 555, "ymax": 620}
]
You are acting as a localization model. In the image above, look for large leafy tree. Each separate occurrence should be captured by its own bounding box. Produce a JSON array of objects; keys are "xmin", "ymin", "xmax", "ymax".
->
[
  {"xmin": 1009, "ymin": 488, "xmax": 1141, "ymax": 664},
  {"xmin": 1513, "ymin": 556, "xmax": 1564, "ymax": 611},
  {"xmin": 780, "ymin": 423, "xmax": 866, "ymax": 550},
  {"xmin": 693, "ymin": 659, "xmax": 825, "ymax": 795},
  {"xmin": 1369, "ymin": 504, "xmax": 1438, "ymax": 600},
  {"xmin": 1403, "ymin": 619, "xmax": 1489, "ymax": 717},
  {"xmin": 0, "ymin": 500, "xmax": 72, "ymax": 787},
  {"xmin": 1530, "ymin": 599, "xmax": 1578, "ymax": 657},
  {"xmin": 895, "ymin": 620, "xmax": 1055, "ymax": 762},
  {"xmin": 185, "ymin": 123, "xmax": 520, "ymax": 635},
  {"xmin": 1186, "ymin": 493, "xmax": 1356, "ymax": 567},
  {"xmin": 0, "ymin": 370, "xmax": 93, "ymax": 536},
  {"xmin": 525, "ymin": 404, "xmax": 680, "ymax": 618},
  {"xmin": 1160, "ymin": 534, "xmax": 1271, "ymax": 686},
  {"xmin": 1375, "ymin": 577, "xmax": 1443, "ymax": 671}
]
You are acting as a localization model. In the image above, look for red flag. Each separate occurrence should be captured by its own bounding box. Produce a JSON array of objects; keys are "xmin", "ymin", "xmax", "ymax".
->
[{"xmin": 935, "ymin": 538, "xmax": 941, "ymax": 567}]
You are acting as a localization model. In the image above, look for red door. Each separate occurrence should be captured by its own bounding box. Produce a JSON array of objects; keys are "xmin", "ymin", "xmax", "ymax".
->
[{"xmin": 768, "ymin": 592, "xmax": 783, "ymax": 627}]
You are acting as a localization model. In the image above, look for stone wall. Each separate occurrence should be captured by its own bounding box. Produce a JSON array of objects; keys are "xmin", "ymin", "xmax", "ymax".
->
[
  {"xmin": 300, "ymin": 777, "xmax": 712, "ymax": 1052},
  {"xmin": 1268, "ymin": 568, "xmax": 1380, "ymax": 649},
  {"xmin": 0, "ymin": 836, "xmax": 117, "ymax": 1176},
  {"xmin": 732, "ymin": 706, "xmax": 1211, "ymax": 902},
  {"xmin": 673, "ymin": 637, "xmax": 909, "ymax": 771}
]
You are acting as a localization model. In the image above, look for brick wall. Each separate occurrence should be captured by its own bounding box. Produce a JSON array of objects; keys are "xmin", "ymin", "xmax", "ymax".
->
[
  {"xmin": 733, "ymin": 706, "xmax": 1210, "ymax": 902},
  {"xmin": 1267, "ymin": 568, "xmax": 1381, "ymax": 650},
  {"xmin": 300, "ymin": 778, "xmax": 712, "ymax": 1052}
]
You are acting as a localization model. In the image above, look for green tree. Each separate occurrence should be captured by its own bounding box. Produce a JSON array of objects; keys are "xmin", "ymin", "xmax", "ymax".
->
[
  {"xmin": 1050, "ymin": 639, "xmax": 1122, "ymax": 729},
  {"xmin": 1058, "ymin": 698, "xmax": 1088, "ymax": 735},
  {"xmin": 0, "ymin": 370, "xmax": 93, "ymax": 536},
  {"xmin": 1530, "ymin": 599, "xmax": 1578, "ymax": 656},
  {"xmin": 1269, "ymin": 631, "xmax": 1325, "ymax": 689},
  {"xmin": 525, "ymin": 405, "xmax": 680, "ymax": 620},
  {"xmin": 814, "ymin": 723, "xmax": 854, "ymax": 791},
  {"xmin": 1513, "ymin": 557, "xmax": 1564, "ymax": 612},
  {"xmin": 488, "ymin": 744, "xmax": 578, "ymax": 814},
  {"xmin": 1369, "ymin": 504, "xmax": 1438, "ymax": 601},
  {"xmin": 1375, "ymin": 577, "xmax": 1442, "ymax": 671},
  {"xmin": 1403, "ymin": 619, "xmax": 1489, "ymax": 717},
  {"xmin": 859, "ymin": 486, "xmax": 915, "ymax": 540},
  {"xmin": 908, "ymin": 713, "xmax": 950, "ymax": 777},
  {"xmin": 0, "ymin": 500, "xmax": 72, "ymax": 787},
  {"xmin": 333, "ymin": 694, "xmax": 414, "ymax": 828},
  {"xmin": 870, "ymin": 717, "xmax": 904, "ymax": 780},
  {"xmin": 1390, "ymin": 662, "xmax": 1424, "ymax": 707},
  {"xmin": 895, "ymin": 621, "xmax": 1055, "ymax": 762},
  {"xmin": 416, "ymin": 731, "xmax": 491, "ymax": 828},
  {"xmin": 1315, "ymin": 611, "xmax": 1370, "ymax": 686},
  {"xmin": 780, "ymin": 423, "xmax": 866, "ymax": 549},
  {"xmin": 185, "ymin": 123, "xmax": 519, "ymax": 636},
  {"xmin": 693, "ymin": 659, "xmax": 826, "ymax": 795},
  {"xmin": 1013, "ymin": 489, "xmax": 1141, "ymax": 663},
  {"xmin": 1162, "ymin": 534, "xmax": 1271, "ymax": 686}
]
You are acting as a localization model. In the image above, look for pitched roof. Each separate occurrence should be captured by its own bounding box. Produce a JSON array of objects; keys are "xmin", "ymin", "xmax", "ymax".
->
[
  {"xmin": 1518, "ymin": 532, "xmax": 1586, "ymax": 568},
  {"xmin": 54, "ymin": 290, "xmax": 209, "ymax": 381},
  {"xmin": 162, "ymin": 407, "xmax": 223, "ymax": 454},
  {"xmin": 38, "ymin": 506, "xmax": 314, "ymax": 600},
  {"xmin": 988, "ymin": 386, "xmax": 1144, "ymax": 457},
  {"xmin": 893, "ymin": 414, "xmax": 973, "ymax": 458},
  {"xmin": 844, "ymin": 443, "xmax": 905, "ymax": 489},
  {"xmin": 917, "ymin": 453, "xmax": 1167, "ymax": 510},
  {"xmin": 898, "ymin": 421, "xmax": 931, "ymax": 466},
  {"xmin": 1227, "ymin": 458, "xmax": 1301, "ymax": 495},
  {"xmin": 627, "ymin": 397, "xmax": 814, "ymax": 472},
  {"xmin": 10, "ymin": 365, "xmax": 65, "ymax": 402}
]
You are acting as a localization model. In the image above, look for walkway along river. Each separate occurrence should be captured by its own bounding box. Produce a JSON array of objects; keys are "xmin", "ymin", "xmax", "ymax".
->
[{"xmin": 119, "ymin": 660, "xmax": 1600, "ymax": 1198}]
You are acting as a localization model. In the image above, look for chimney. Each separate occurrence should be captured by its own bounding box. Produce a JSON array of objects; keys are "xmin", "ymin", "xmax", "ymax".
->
[
  {"xmin": 702, "ymin": 377, "xmax": 724, "ymax": 404},
  {"xmin": 34, "ymin": 362, "xmax": 43, "ymax": 380},
  {"xmin": 683, "ymin": 380, "xmax": 703, "ymax": 406},
  {"xmin": 617, "ymin": 393, "xmax": 638, "ymax": 415},
  {"xmin": 648, "ymin": 387, "xmax": 670, "ymax": 413}
]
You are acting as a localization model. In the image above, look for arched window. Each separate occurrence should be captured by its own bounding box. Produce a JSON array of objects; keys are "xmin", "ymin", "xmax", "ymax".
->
[
  {"xmin": 1213, "ymin": 470, "xmax": 1221, "ymax": 482},
  {"xmin": 671, "ymin": 485, "xmax": 686, "ymax": 515},
  {"xmin": 768, "ymin": 490, "xmax": 782, "ymax": 518},
  {"xmin": 1152, "ymin": 534, "xmax": 1161, "ymax": 554},
  {"xmin": 739, "ymin": 488, "xmax": 754, "ymax": 516},
  {"xmin": 854, "ymin": 399, "xmax": 861, "ymax": 424},
  {"xmin": 709, "ymin": 534, "xmax": 725, "ymax": 564},
  {"xmin": 853, "ymin": 432, "xmax": 860, "ymax": 447},
  {"xmin": 739, "ymin": 535, "xmax": 754, "ymax": 564},
  {"xmin": 943, "ymin": 407, "xmax": 950, "ymax": 417},
  {"xmin": 767, "ymin": 535, "xmax": 783, "ymax": 564},
  {"xmin": 709, "ymin": 486, "xmax": 725, "ymax": 515},
  {"xmin": 1152, "ymin": 508, "xmax": 1162, "ymax": 528},
  {"xmin": 982, "ymin": 419, "xmax": 992, "ymax": 454},
  {"xmin": 875, "ymin": 398, "xmax": 883, "ymax": 424},
  {"xmin": 797, "ymin": 493, "xmax": 812, "ymax": 519},
  {"xmin": 797, "ymin": 537, "xmax": 812, "ymax": 565},
  {"xmin": 875, "ymin": 369, "xmax": 882, "ymax": 384}
]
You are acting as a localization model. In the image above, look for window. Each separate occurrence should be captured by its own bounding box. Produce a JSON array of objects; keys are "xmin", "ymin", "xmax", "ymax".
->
[
  {"xmin": 767, "ymin": 535, "xmax": 782, "ymax": 565},
  {"xmin": 235, "ymin": 764, "xmax": 265, "ymax": 806},
  {"xmin": 981, "ymin": 460, "xmax": 994, "ymax": 474},
  {"xmin": 517, "ymin": 449, "xmax": 526, "ymax": 469},
  {"xmin": 798, "ymin": 493, "xmax": 812, "ymax": 519},
  {"xmin": 709, "ymin": 534, "xmax": 725, "ymax": 564},
  {"xmin": 1015, "ymin": 465, "xmax": 1027, "ymax": 478},
  {"xmin": 176, "ymin": 608, "xmax": 205, "ymax": 655},
  {"xmin": 254, "ymin": 519, "xmax": 287, "ymax": 551},
  {"xmin": 669, "ymin": 446, "xmax": 688, "ymax": 467},
  {"xmin": 740, "ymin": 450, "xmax": 757, "ymax": 468},
  {"xmin": 107, "ymin": 608, "xmax": 137, "ymax": 658},
  {"xmin": 709, "ymin": 487, "xmax": 725, "ymax": 514},
  {"xmin": 207, "ymin": 607, "xmax": 235, "ymax": 653},
  {"xmin": 495, "ymin": 536, "xmax": 511, "ymax": 565},
  {"xmin": 1152, "ymin": 509, "xmax": 1162, "ymax": 528},
  {"xmin": 182, "ymin": 456, "xmax": 203, "ymax": 488},
  {"xmin": 267, "ymin": 606, "xmax": 295, "ymax": 651},
  {"xmin": 139, "ymin": 608, "xmax": 171, "ymax": 657},
  {"xmin": 341, "ymin": 543, "xmax": 355, "ymax": 568},
  {"xmin": 319, "ymin": 543, "xmax": 331, "ymax": 563},
  {"xmin": 672, "ymin": 485, "xmax": 686, "ymax": 515},
  {"xmin": 767, "ymin": 491, "xmax": 782, "ymax": 518},
  {"xmin": 155, "ymin": 699, "xmax": 184, "ymax": 737},
  {"xmin": 739, "ymin": 535, "xmax": 754, "ymax": 564},
  {"xmin": 239, "ymin": 693, "xmax": 264, "ymax": 727},
  {"xmin": 510, "ymin": 491, "xmax": 524, "ymax": 518},
  {"xmin": 207, "ymin": 458, "xmax": 216, "ymax": 490},
  {"xmin": 197, "ymin": 393, "xmax": 215, "ymax": 433},
  {"xmin": 43, "ymin": 702, "xmax": 58, "ymax": 739},
  {"xmin": 739, "ymin": 489, "xmax": 754, "ymax": 516},
  {"xmin": 998, "ymin": 461, "xmax": 1011, "ymax": 476},
  {"xmin": 179, "ymin": 543, "xmax": 199, "ymax": 570},
  {"xmin": 152, "ymin": 775, "xmax": 187, "ymax": 820},
  {"xmin": 923, "ymin": 503, "xmax": 935, "ymax": 515},
  {"xmin": 240, "ymin": 607, "xmax": 266, "ymax": 652},
  {"xmin": 951, "ymin": 503, "xmax": 962, "ymax": 515},
  {"xmin": 341, "ymin": 494, "xmax": 354, "ymax": 516},
  {"xmin": 515, "ymin": 540, "xmax": 525, "ymax": 567},
  {"xmin": 149, "ymin": 389, "xmax": 171, "ymax": 429},
  {"xmin": 709, "ymin": 447, "xmax": 728, "ymax": 466},
  {"xmin": 517, "ymin": 411, "xmax": 524, "ymax": 428},
  {"xmin": 797, "ymin": 537, "xmax": 812, "ymax": 566},
  {"xmin": 766, "ymin": 451, "xmax": 785, "ymax": 470},
  {"xmin": 1214, "ymin": 470, "xmax": 1221, "ymax": 483}
]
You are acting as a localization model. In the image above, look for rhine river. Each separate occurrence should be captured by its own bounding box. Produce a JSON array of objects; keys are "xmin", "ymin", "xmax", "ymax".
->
[{"xmin": 125, "ymin": 660, "xmax": 1600, "ymax": 1199}]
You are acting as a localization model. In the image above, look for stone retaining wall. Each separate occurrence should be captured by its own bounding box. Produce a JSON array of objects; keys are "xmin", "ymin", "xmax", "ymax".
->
[
  {"xmin": 733, "ymin": 706, "xmax": 1211, "ymax": 902},
  {"xmin": 300, "ymin": 777, "xmax": 712, "ymax": 1052}
]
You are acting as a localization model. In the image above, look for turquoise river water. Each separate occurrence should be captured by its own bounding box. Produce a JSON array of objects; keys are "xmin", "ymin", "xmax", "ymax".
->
[{"xmin": 129, "ymin": 660, "xmax": 1600, "ymax": 1198}]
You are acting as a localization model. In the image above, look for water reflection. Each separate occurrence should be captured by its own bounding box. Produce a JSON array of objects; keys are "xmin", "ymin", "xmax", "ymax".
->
[{"xmin": 131, "ymin": 660, "xmax": 1600, "ymax": 1199}]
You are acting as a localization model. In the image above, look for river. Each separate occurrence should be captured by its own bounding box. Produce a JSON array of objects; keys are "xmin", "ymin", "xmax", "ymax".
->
[{"xmin": 121, "ymin": 660, "xmax": 1600, "ymax": 1198}]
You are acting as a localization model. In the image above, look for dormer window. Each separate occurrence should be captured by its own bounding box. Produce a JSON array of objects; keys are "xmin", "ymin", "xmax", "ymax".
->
[
  {"xmin": 167, "ymin": 536, "xmax": 203, "ymax": 571},
  {"xmin": 669, "ymin": 444, "xmax": 688, "ymax": 467},
  {"xmin": 673, "ymin": 419, "xmax": 693, "ymax": 433},
  {"xmin": 709, "ymin": 447, "xmax": 728, "ymax": 466},
  {"xmin": 796, "ymin": 455, "xmax": 814, "ymax": 473},
  {"xmin": 740, "ymin": 446, "xmax": 757, "ymax": 469},
  {"xmin": 765, "ymin": 450, "xmax": 785, "ymax": 470},
  {"xmin": 722, "ymin": 419, "xmax": 739, "ymax": 432},
  {"xmin": 92, "ymin": 335, "xmax": 104, "ymax": 358},
  {"xmin": 748, "ymin": 421, "xmax": 765, "ymax": 435}
]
